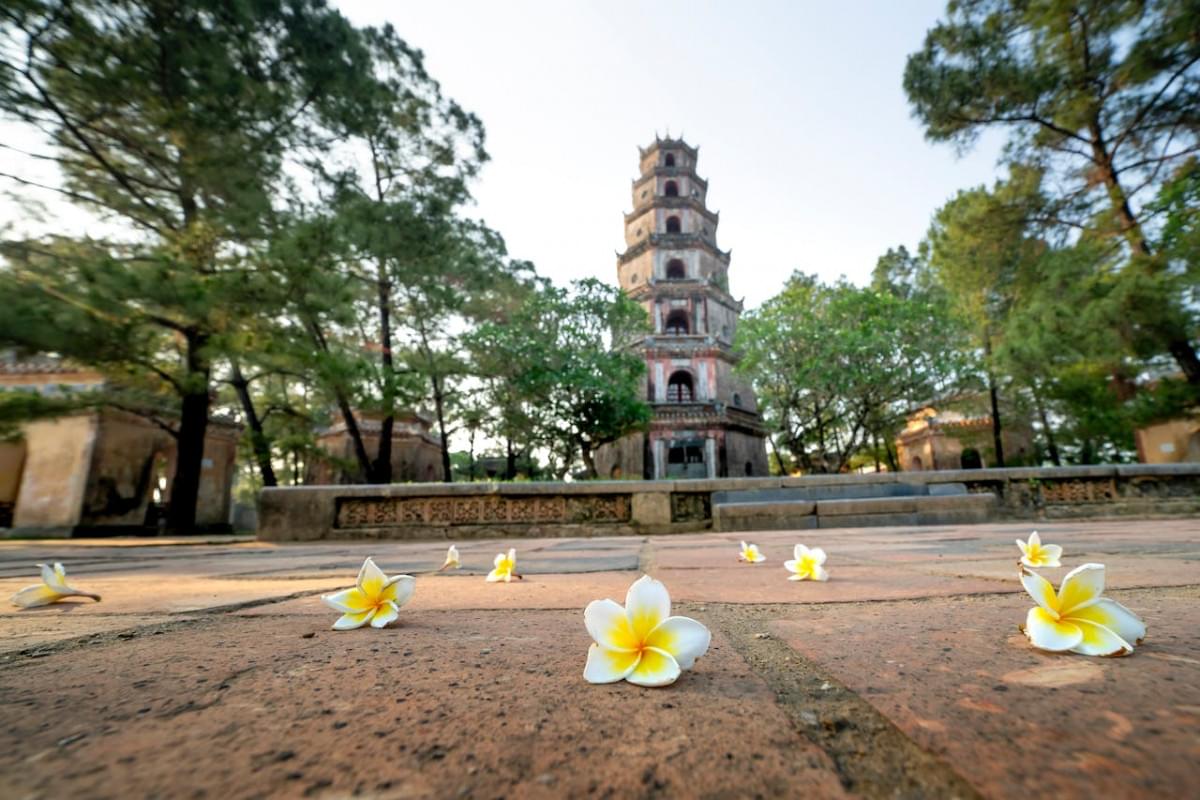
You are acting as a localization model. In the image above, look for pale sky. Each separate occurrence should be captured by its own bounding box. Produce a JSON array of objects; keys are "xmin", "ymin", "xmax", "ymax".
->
[
  {"xmin": 2, "ymin": 1, "xmax": 1008, "ymax": 310},
  {"xmin": 337, "ymin": 0, "xmax": 1007, "ymax": 308}
]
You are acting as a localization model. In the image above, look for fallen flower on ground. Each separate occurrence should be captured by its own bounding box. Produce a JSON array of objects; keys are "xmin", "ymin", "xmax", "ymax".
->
[
  {"xmin": 321, "ymin": 557, "xmax": 414, "ymax": 630},
  {"xmin": 737, "ymin": 541, "xmax": 766, "ymax": 563},
  {"xmin": 486, "ymin": 548, "xmax": 520, "ymax": 582},
  {"xmin": 441, "ymin": 544, "xmax": 461, "ymax": 571},
  {"xmin": 784, "ymin": 544, "xmax": 829, "ymax": 581},
  {"xmin": 1016, "ymin": 531, "xmax": 1062, "ymax": 568},
  {"xmin": 10, "ymin": 563, "xmax": 101, "ymax": 607},
  {"xmin": 1020, "ymin": 563, "xmax": 1145, "ymax": 657},
  {"xmin": 583, "ymin": 574, "xmax": 711, "ymax": 687}
]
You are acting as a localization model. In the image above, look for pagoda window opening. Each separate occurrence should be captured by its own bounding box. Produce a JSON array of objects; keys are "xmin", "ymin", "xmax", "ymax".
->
[
  {"xmin": 666, "ymin": 216, "xmax": 681, "ymax": 234},
  {"xmin": 664, "ymin": 180, "xmax": 679, "ymax": 197},
  {"xmin": 665, "ymin": 310, "xmax": 690, "ymax": 335},
  {"xmin": 664, "ymin": 153, "xmax": 676, "ymax": 167},
  {"xmin": 667, "ymin": 371, "xmax": 694, "ymax": 402},
  {"xmin": 666, "ymin": 259, "xmax": 686, "ymax": 280}
]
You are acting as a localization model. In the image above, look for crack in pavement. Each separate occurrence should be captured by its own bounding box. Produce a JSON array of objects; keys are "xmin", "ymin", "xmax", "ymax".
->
[{"xmin": 701, "ymin": 602, "xmax": 983, "ymax": 800}]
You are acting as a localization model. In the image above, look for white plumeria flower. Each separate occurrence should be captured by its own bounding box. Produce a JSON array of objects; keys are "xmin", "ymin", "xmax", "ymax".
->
[
  {"xmin": 1020, "ymin": 563, "xmax": 1146, "ymax": 657},
  {"xmin": 441, "ymin": 544, "xmax": 462, "ymax": 570},
  {"xmin": 583, "ymin": 575, "xmax": 711, "ymax": 688},
  {"xmin": 737, "ymin": 541, "xmax": 766, "ymax": 563},
  {"xmin": 486, "ymin": 548, "xmax": 520, "ymax": 583},
  {"xmin": 1016, "ymin": 531, "xmax": 1062, "ymax": 568},
  {"xmin": 10, "ymin": 563, "xmax": 101, "ymax": 607},
  {"xmin": 784, "ymin": 544, "xmax": 829, "ymax": 581},
  {"xmin": 321, "ymin": 557, "xmax": 414, "ymax": 630}
]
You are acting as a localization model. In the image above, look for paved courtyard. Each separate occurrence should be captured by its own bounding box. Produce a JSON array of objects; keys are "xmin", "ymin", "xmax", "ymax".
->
[{"xmin": 0, "ymin": 519, "xmax": 1197, "ymax": 799}]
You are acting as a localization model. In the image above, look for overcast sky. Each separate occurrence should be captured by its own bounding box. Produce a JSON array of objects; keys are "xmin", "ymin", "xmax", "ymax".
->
[
  {"xmin": 338, "ymin": 0, "xmax": 1008, "ymax": 308},
  {"xmin": 2, "ymin": 1, "xmax": 1009, "ymax": 310}
]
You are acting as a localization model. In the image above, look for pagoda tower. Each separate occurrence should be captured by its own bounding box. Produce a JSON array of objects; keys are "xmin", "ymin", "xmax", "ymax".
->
[{"xmin": 595, "ymin": 137, "xmax": 769, "ymax": 480}]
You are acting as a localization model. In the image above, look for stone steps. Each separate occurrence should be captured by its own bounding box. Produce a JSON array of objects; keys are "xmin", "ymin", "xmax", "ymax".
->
[{"xmin": 713, "ymin": 492, "xmax": 996, "ymax": 532}]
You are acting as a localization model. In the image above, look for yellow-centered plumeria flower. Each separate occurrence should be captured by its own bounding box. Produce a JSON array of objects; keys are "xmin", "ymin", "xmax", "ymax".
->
[
  {"xmin": 784, "ymin": 544, "xmax": 828, "ymax": 581},
  {"xmin": 583, "ymin": 575, "xmax": 711, "ymax": 687},
  {"xmin": 321, "ymin": 557, "xmax": 414, "ymax": 630},
  {"xmin": 440, "ymin": 544, "xmax": 461, "ymax": 571},
  {"xmin": 1020, "ymin": 563, "xmax": 1146, "ymax": 657},
  {"xmin": 486, "ymin": 548, "xmax": 520, "ymax": 583},
  {"xmin": 737, "ymin": 541, "xmax": 766, "ymax": 563},
  {"xmin": 1016, "ymin": 530, "xmax": 1062, "ymax": 568},
  {"xmin": 10, "ymin": 563, "xmax": 101, "ymax": 607}
]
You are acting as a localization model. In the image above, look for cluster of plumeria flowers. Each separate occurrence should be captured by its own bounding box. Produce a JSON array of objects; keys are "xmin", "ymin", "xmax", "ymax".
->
[
  {"xmin": 11, "ymin": 528, "xmax": 1149, "ymax": 687},
  {"xmin": 1015, "ymin": 532, "xmax": 1146, "ymax": 657},
  {"xmin": 737, "ymin": 540, "xmax": 830, "ymax": 581}
]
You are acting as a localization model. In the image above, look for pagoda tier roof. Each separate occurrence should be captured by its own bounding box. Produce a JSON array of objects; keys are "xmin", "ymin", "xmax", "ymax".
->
[
  {"xmin": 628, "ymin": 278, "xmax": 741, "ymax": 309},
  {"xmin": 625, "ymin": 196, "xmax": 719, "ymax": 224},
  {"xmin": 632, "ymin": 166, "xmax": 708, "ymax": 191},
  {"xmin": 646, "ymin": 402, "xmax": 766, "ymax": 435},
  {"xmin": 637, "ymin": 136, "xmax": 698, "ymax": 158},
  {"xmin": 618, "ymin": 233, "xmax": 730, "ymax": 265}
]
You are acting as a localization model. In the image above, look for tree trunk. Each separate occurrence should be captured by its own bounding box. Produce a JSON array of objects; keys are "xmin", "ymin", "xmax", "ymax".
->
[
  {"xmin": 580, "ymin": 442, "xmax": 597, "ymax": 479},
  {"xmin": 1031, "ymin": 384, "xmax": 1061, "ymax": 466},
  {"xmin": 1087, "ymin": 120, "xmax": 1200, "ymax": 385},
  {"xmin": 505, "ymin": 438, "xmax": 516, "ymax": 480},
  {"xmin": 165, "ymin": 334, "xmax": 210, "ymax": 534},
  {"xmin": 984, "ymin": 333, "xmax": 1005, "ymax": 467},
  {"xmin": 430, "ymin": 373, "xmax": 453, "ymax": 483},
  {"xmin": 306, "ymin": 319, "xmax": 372, "ymax": 481},
  {"xmin": 370, "ymin": 260, "xmax": 395, "ymax": 484},
  {"xmin": 230, "ymin": 361, "xmax": 276, "ymax": 487}
]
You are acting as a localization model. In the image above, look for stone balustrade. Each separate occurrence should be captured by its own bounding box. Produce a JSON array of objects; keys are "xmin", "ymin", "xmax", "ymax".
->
[{"xmin": 256, "ymin": 464, "xmax": 1200, "ymax": 541}]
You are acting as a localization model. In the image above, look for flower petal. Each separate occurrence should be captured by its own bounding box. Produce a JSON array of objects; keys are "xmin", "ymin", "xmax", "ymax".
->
[
  {"xmin": 1058, "ymin": 563, "xmax": 1105, "ymax": 615},
  {"xmin": 787, "ymin": 573, "xmax": 805, "ymax": 581},
  {"xmin": 1038, "ymin": 544, "xmax": 1063, "ymax": 566},
  {"xmin": 1015, "ymin": 538, "xmax": 1029, "ymax": 556},
  {"xmin": 809, "ymin": 548, "xmax": 827, "ymax": 566},
  {"xmin": 583, "ymin": 644, "xmax": 641, "ymax": 683},
  {"xmin": 783, "ymin": 559, "xmax": 800, "ymax": 574},
  {"xmin": 1019, "ymin": 568, "xmax": 1059, "ymax": 616},
  {"xmin": 1069, "ymin": 599, "xmax": 1145, "ymax": 645},
  {"xmin": 811, "ymin": 564, "xmax": 829, "ymax": 582},
  {"xmin": 11, "ymin": 583, "xmax": 62, "ymax": 608},
  {"xmin": 356, "ymin": 557, "xmax": 387, "ymax": 599},
  {"xmin": 1024, "ymin": 606, "xmax": 1082, "ymax": 652},
  {"xmin": 381, "ymin": 575, "xmax": 416, "ymax": 608},
  {"xmin": 1069, "ymin": 619, "xmax": 1132, "ymax": 657},
  {"xmin": 39, "ymin": 563, "xmax": 66, "ymax": 591},
  {"xmin": 1028, "ymin": 531, "xmax": 1041, "ymax": 548},
  {"xmin": 370, "ymin": 600, "xmax": 400, "ymax": 628},
  {"xmin": 793, "ymin": 544, "xmax": 809, "ymax": 561},
  {"xmin": 322, "ymin": 587, "xmax": 372, "ymax": 613},
  {"xmin": 332, "ymin": 608, "xmax": 375, "ymax": 630},
  {"xmin": 585, "ymin": 598, "xmax": 638, "ymax": 651},
  {"xmin": 625, "ymin": 575, "xmax": 670, "ymax": 641},
  {"xmin": 485, "ymin": 568, "xmax": 504, "ymax": 582},
  {"xmin": 626, "ymin": 647, "xmax": 682, "ymax": 687},
  {"xmin": 645, "ymin": 616, "xmax": 710, "ymax": 669}
]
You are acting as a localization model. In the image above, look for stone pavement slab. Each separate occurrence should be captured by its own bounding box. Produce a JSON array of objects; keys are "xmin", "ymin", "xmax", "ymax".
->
[
  {"xmin": 0, "ymin": 610, "xmax": 847, "ymax": 800},
  {"xmin": 769, "ymin": 586, "xmax": 1200, "ymax": 800},
  {"xmin": 0, "ymin": 518, "xmax": 1197, "ymax": 798}
]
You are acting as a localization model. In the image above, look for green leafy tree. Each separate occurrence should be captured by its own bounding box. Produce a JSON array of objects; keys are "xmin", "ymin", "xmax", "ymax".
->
[
  {"xmin": 0, "ymin": 0, "xmax": 372, "ymax": 530},
  {"xmin": 737, "ymin": 274, "xmax": 970, "ymax": 473},
  {"xmin": 467, "ymin": 279, "xmax": 651, "ymax": 479},
  {"xmin": 905, "ymin": 0, "xmax": 1200, "ymax": 384}
]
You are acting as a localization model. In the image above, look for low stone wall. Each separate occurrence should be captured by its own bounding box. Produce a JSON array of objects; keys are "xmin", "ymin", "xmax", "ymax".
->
[{"xmin": 256, "ymin": 464, "xmax": 1200, "ymax": 541}]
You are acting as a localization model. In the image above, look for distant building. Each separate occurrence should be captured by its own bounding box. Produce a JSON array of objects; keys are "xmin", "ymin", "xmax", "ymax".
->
[
  {"xmin": 1135, "ymin": 417, "xmax": 1200, "ymax": 463},
  {"xmin": 0, "ymin": 356, "xmax": 239, "ymax": 535},
  {"xmin": 595, "ymin": 137, "xmax": 769, "ymax": 480},
  {"xmin": 895, "ymin": 405, "xmax": 1035, "ymax": 471},
  {"xmin": 306, "ymin": 410, "xmax": 444, "ymax": 484}
]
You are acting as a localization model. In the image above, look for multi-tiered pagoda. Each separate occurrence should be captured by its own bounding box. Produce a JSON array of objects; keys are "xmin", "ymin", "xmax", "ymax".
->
[{"xmin": 596, "ymin": 137, "xmax": 768, "ymax": 479}]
